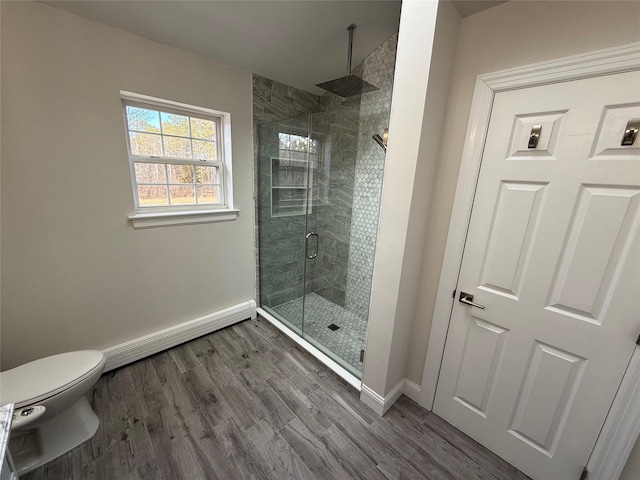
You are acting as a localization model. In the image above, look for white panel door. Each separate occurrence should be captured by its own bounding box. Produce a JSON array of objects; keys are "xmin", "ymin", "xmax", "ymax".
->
[{"xmin": 434, "ymin": 70, "xmax": 640, "ymax": 480}]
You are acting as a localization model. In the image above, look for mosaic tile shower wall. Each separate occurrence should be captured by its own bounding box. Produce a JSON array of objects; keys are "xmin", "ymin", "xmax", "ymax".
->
[{"xmin": 345, "ymin": 34, "xmax": 398, "ymax": 318}]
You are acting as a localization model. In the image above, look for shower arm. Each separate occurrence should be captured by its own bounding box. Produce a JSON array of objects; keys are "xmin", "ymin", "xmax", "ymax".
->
[{"xmin": 346, "ymin": 24, "xmax": 356, "ymax": 75}]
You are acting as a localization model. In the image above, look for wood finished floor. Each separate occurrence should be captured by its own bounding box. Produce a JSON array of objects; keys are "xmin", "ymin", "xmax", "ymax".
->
[{"xmin": 22, "ymin": 317, "xmax": 530, "ymax": 480}]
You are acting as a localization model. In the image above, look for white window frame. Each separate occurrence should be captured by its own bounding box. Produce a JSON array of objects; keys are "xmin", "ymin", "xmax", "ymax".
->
[{"xmin": 121, "ymin": 91, "xmax": 237, "ymax": 228}]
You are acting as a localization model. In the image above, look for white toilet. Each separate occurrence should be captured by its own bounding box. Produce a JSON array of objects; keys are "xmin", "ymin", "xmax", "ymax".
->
[{"xmin": 0, "ymin": 350, "xmax": 106, "ymax": 475}]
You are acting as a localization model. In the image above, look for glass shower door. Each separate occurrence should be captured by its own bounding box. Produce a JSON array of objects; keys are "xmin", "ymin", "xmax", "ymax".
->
[
  {"xmin": 297, "ymin": 108, "xmax": 366, "ymax": 378},
  {"xmin": 258, "ymin": 110, "xmax": 367, "ymax": 379},
  {"xmin": 257, "ymin": 115, "xmax": 312, "ymax": 336}
]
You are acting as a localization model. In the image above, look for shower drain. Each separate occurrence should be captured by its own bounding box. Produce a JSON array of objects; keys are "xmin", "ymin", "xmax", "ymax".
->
[{"xmin": 327, "ymin": 324, "xmax": 340, "ymax": 331}]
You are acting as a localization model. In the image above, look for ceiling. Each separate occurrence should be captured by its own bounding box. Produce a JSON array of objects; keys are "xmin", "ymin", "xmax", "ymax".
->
[{"xmin": 44, "ymin": 1, "xmax": 505, "ymax": 95}]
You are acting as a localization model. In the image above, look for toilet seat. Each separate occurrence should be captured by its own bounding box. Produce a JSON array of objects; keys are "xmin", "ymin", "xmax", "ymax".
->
[{"xmin": 0, "ymin": 351, "xmax": 105, "ymax": 408}]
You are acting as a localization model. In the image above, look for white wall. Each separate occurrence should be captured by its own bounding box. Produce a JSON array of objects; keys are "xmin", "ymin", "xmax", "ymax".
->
[
  {"xmin": 361, "ymin": 0, "xmax": 460, "ymax": 400},
  {"xmin": 406, "ymin": 0, "xmax": 640, "ymax": 385},
  {"xmin": 404, "ymin": 0, "xmax": 640, "ymax": 473},
  {"xmin": 0, "ymin": 2, "xmax": 255, "ymax": 369}
]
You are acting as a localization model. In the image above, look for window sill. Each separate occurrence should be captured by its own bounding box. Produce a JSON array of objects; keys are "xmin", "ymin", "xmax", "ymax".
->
[{"xmin": 128, "ymin": 209, "xmax": 239, "ymax": 229}]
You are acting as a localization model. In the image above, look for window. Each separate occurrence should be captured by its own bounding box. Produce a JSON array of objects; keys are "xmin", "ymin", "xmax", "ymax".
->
[{"xmin": 122, "ymin": 92, "xmax": 236, "ymax": 227}]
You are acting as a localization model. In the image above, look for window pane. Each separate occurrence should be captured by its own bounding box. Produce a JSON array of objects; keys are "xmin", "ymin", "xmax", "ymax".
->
[
  {"xmin": 138, "ymin": 185, "xmax": 168, "ymax": 206},
  {"xmin": 287, "ymin": 134, "xmax": 307, "ymax": 152},
  {"xmin": 126, "ymin": 106, "xmax": 160, "ymax": 133},
  {"xmin": 195, "ymin": 166, "xmax": 218, "ymax": 184},
  {"xmin": 134, "ymin": 162, "xmax": 166, "ymax": 184},
  {"xmin": 169, "ymin": 185, "xmax": 196, "ymax": 205},
  {"xmin": 161, "ymin": 112, "xmax": 190, "ymax": 137},
  {"xmin": 197, "ymin": 186, "xmax": 221, "ymax": 204},
  {"xmin": 129, "ymin": 132, "xmax": 163, "ymax": 156},
  {"xmin": 192, "ymin": 140, "xmax": 217, "ymax": 160},
  {"xmin": 163, "ymin": 136, "xmax": 192, "ymax": 158},
  {"xmin": 279, "ymin": 133, "xmax": 289, "ymax": 149},
  {"xmin": 168, "ymin": 164, "xmax": 194, "ymax": 183},
  {"xmin": 190, "ymin": 117, "xmax": 216, "ymax": 141}
]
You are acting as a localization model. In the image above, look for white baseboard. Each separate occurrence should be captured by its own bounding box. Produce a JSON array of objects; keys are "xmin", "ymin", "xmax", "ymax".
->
[
  {"xmin": 360, "ymin": 384, "xmax": 386, "ymax": 415},
  {"xmin": 102, "ymin": 300, "xmax": 256, "ymax": 371},
  {"xmin": 361, "ymin": 379, "xmax": 405, "ymax": 416},
  {"xmin": 403, "ymin": 379, "xmax": 422, "ymax": 403},
  {"xmin": 360, "ymin": 378, "xmax": 423, "ymax": 416}
]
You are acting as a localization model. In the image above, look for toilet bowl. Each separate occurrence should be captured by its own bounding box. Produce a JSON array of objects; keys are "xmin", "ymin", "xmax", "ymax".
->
[{"xmin": 0, "ymin": 350, "xmax": 106, "ymax": 475}]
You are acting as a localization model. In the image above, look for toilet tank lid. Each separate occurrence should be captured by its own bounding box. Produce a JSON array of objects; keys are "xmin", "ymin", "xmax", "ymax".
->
[{"xmin": 0, "ymin": 350, "xmax": 105, "ymax": 406}]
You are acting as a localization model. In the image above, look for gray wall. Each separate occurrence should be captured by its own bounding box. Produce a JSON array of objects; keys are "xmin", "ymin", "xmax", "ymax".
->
[{"xmin": 1, "ymin": 2, "xmax": 256, "ymax": 369}]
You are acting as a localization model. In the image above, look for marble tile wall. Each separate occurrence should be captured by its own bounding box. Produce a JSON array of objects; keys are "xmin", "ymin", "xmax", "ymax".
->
[
  {"xmin": 253, "ymin": 75, "xmax": 324, "ymax": 307},
  {"xmin": 254, "ymin": 75, "xmax": 361, "ymax": 310},
  {"xmin": 345, "ymin": 34, "xmax": 398, "ymax": 318},
  {"xmin": 311, "ymin": 96, "xmax": 360, "ymax": 307},
  {"xmin": 253, "ymin": 32, "xmax": 397, "ymax": 319}
]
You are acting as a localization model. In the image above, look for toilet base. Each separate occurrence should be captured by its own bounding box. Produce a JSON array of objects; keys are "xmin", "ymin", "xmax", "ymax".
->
[{"xmin": 10, "ymin": 395, "xmax": 99, "ymax": 475}]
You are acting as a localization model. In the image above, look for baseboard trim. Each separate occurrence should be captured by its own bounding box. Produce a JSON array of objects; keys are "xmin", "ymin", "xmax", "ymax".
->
[
  {"xmin": 361, "ymin": 379, "xmax": 405, "ymax": 416},
  {"xmin": 360, "ymin": 378, "xmax": 423, "ymax": 416},
  {"xmin": 360, "ymin": 384, "xmax": 386, "ymax": 415},
  {"xmin": 403, "ymin": 379, "xmax": 422, "ymax": 403},
  {"xmin": 102, "ymin": 300, "xmax": 257, "ymax": 371}
]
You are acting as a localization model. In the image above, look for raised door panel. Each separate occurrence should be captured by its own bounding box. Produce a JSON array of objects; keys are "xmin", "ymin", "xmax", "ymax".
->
[{"xmin": 435, "ymin": 70, "xmax": 640, "ymax": 480}]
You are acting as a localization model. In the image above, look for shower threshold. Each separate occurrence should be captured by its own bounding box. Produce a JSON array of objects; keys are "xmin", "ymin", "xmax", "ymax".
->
[{"xmin": 257, "ymin": 306, "xmax": 363, "ymax": 391}]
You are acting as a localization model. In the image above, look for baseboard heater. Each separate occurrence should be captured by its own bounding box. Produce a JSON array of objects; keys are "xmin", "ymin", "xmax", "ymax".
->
[{"xmin": 102, "ymin": 300, "xmax": 257, "ymax": 371}]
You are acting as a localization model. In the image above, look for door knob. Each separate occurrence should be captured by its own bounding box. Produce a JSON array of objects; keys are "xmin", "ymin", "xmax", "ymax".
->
[{"xmin": 459, "ymin": 291, "xmax": 485, "ymax": 309}]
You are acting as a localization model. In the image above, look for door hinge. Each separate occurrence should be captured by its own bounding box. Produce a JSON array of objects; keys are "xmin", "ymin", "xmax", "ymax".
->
[
  {"xmin": 452, "ymin": 289, "xmax": 456, "ymax": 299},
  {"xmin": 359, "ymin": 350, "xmax": 365, "ymax": 363},
  {"xmin": 636, "ymin": 333, "xmax": 640, "ymax": 346},
  {"xmin": 579, "ymin": 466, "xmax": 588, "ymax": 480}
]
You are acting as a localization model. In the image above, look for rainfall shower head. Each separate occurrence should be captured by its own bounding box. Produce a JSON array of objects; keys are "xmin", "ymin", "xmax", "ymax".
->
[{"xmin": 316, "ymin": 24, "xmax": 379, "ymax": 98}]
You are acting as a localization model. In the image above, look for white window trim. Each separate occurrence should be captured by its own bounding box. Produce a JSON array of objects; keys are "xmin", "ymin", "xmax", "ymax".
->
[
  {"xmin": 121, "ymin": 91, "xmax": 236, "ymax": 227},
  {"xmin": 128, "ymin": 208, "xmax": 239, "ymax": 229}
]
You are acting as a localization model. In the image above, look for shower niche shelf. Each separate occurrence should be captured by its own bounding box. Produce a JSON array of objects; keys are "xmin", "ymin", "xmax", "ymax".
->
[{"xmin": 270, "ymin": 157, "xmax": 314, "ymax": 217}]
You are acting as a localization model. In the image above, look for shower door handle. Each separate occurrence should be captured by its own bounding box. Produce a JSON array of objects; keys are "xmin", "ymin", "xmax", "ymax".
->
[{"xmin": 305, "ymin": 232, "xmax": 318, "ymax": 259}]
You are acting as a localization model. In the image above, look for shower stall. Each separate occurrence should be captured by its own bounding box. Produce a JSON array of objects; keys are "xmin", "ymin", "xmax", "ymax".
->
[
  {"xmin": 254, "ymin": 34, "xmax": 397, "ymax": 381},
  {"xmin": 257, "ymin": 109, "xmax": 384, "ymax": 378}
]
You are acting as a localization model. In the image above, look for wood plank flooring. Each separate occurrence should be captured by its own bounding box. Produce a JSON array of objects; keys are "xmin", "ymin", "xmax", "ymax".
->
[{"xmin": 22, "ymin": 317, "xmax": 530, "ymax": 480}]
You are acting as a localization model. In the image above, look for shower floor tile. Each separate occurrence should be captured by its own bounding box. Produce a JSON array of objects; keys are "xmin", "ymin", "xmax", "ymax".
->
[{"xmin": 271, "ymin": 292, "xmax": 367, "ymax": 375}]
